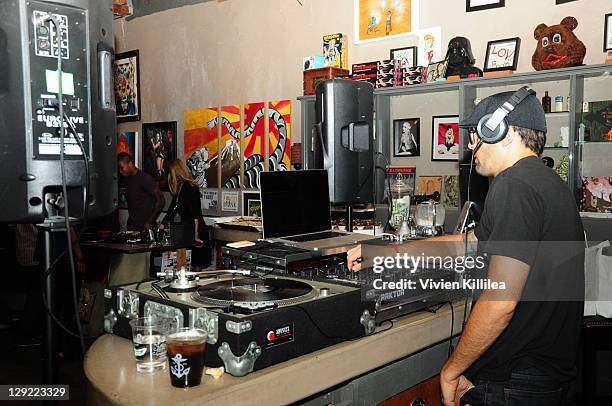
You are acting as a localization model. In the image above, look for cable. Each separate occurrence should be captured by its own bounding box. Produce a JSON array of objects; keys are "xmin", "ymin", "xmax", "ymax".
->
[
  {"xmin": 47, "ymin": 15, "xmax": 85, "ymax": 357},
  {"xmin": 447, "ymin": 301, "xmax": 455, "ymax": 357}
]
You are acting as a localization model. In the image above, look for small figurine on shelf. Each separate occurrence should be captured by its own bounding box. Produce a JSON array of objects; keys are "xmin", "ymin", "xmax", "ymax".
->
[{"xmin": 444, "ymin": 36, "xmax": 483, "ymax": 78}]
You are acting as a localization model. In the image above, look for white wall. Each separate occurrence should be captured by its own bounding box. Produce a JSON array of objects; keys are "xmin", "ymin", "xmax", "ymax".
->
[{"xmin": 114, "ymin": 0, "xmax": 611, "ymax": 162}]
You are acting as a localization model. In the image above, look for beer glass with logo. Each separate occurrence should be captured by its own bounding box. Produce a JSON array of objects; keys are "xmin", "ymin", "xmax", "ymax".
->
[{"xmin": 167, "ymin": 327, "xmax": 208, "ymax": 387}]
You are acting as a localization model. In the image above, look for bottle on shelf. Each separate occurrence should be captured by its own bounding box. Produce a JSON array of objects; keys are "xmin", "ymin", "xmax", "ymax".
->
[{"xmin": 541, "ymin": 91, "xmax": 551, "ymax": 113}]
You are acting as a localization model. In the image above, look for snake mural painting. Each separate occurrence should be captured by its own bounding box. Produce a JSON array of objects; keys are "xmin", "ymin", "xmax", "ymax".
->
[{"xmin": 184, "ymin": 101, "xmax": 291, "ymax": 192}]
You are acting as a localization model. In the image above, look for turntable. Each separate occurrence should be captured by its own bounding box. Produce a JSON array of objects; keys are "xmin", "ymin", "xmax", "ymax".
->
[{"xmin": 104, "ymin": 273, "xmax": 376, "ymax": 377}]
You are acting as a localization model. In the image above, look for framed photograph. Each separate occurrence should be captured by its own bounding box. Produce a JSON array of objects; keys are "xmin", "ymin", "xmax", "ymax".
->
[
  {"xmin": 354, "ymin": 0, "xmax": 420, "ymax": 44},
  {"xmin": 221, "ymin": 190, "xmax": 239, "ymax": 212},
  {"xmin": 390, "ymin": 46, "xmax": 418, "ymax": 68},
  {"xmin": 114, "ymin": 50, "xmax": 141, "ymax": 122},
  {"xmin": 483, "ymin": 38, "xmax": 521, "ymax": 72},
  {"xmin": 431, "ymin": 115, "xmax": 460, "ymax": 161},
  {"xmin": 142, "ymin": 121, "xmax": 177, "ymax": 190},
  {"xmin": 242, "ymin": 191, "xmax": 261, "ymax": 217},
  {"xmin": 466, "ymin": 0, "xmax": 504, "ymax": 13},
  {"xmin": 605, "ymin": 13, "xmax": 612, "ymax": 52},
  {"xmin": 393, "ymin": 118, "xmax": 420, "ymax": 157},
  {"xmin": 555, "ymin": 0, "xmax": 577, "ymax": 4},
  {"xmin": 426, "ymin": 60, "xmax": 448, "ymax": 83}
]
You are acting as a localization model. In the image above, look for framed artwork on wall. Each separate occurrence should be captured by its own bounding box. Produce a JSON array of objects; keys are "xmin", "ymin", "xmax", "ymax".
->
[
  {"xmin": 114, "ymin": 50, "xmax": 141, "ymax": 122},
  {"xmin": 142, "ymin": 121, "xmax": 177, "ymax": 191},
  {"xmin": 242, "ymin": 191, "xmax": 261, "ymax": 217},
  {"xmin": 390, "ymin": 46, "xmax": 418, "ymax": 68},
  {"xmin": 354, "ymin": 0, "xmax": 420, "ymax": 44},
  {"xmin": 431, "ymin": 115, "xmax": 459, "ymax": 161},
  {"xmin": 425, "ymin": 60, "xmax": 448, "ymax": 83},
  {"xmin": 466, "ymin": 0, "xmax": 504, "ymax": 13},
  {"xmin": 393, "ymin": 118, "xmax": 420, "ymax": 157},
  {"xmin": 483, "ymin": 37, "xmax": 521, "ymax": 72},
  {"xmin": 605, "ymin": 13, "xmax": 612, "ymax": 52},
  {"xmin": 555, "ymin": 0, "xmax": 577, "ymax": 4}
]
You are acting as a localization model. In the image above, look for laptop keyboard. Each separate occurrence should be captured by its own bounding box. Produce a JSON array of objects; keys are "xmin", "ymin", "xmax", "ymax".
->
[{"xmin": 285, "ymin": 231, "xmax": 346, "ymax": 242}]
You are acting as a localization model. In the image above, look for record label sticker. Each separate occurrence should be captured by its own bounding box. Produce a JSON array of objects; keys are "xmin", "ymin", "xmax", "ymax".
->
[{"xmin": 265, "ymin": 323, "xmax": 294, "ymax": 348}]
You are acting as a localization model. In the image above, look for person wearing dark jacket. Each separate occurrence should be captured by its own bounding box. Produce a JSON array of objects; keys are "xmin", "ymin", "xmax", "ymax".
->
[{"xmin": 160, "ymin": 160, "xmax": 211, "ymax": 268}]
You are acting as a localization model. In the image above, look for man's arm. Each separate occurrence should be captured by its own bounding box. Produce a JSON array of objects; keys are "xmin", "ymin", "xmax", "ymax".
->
[
  {"xmin": 440, "ymin": 255, "xmax": 530, "ymax": 406},
  {"xmin": 143, "ymin": 180, "xmax": 165, "ymax": 229}
]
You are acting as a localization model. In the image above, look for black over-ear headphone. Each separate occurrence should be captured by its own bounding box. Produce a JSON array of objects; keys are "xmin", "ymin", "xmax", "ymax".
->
[{"xmin": 476, "ymin": 86, "xmax": 536, "ymax": 144}]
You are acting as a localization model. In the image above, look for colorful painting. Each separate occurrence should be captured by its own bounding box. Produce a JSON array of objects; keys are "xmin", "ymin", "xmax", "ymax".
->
[
  {"xmin": 582, "ymin": 101, "xmax": 612, "ymax": 142},
  {"xmin": 443, "ymin": 175, "xmax": 460, "ymax": 207},
  {"xmin": 355, "ymin": 0, "xmax": 417, "ymax": 43},
  {"xmin": 417, "ymin": 176, "xmax": 443, "ymax": 196},
  {"xmin": 418, "ymin": 27, "xmax": 442, "ymax": 66},
  {"xmin": 581, "ymin": 177, "xmax": 612, "ymax": 213},
  {"xmin": 142, "ymin": 122, "xmax": 177, "ymax": 191},
  {"xmin": 113, "ymin": 0, "xmax": 133, "ymax": 18},
  {"xmin": 432, "ymin": 115, "xmax": 459, "ymax": 161},
  {"xmin": 242, "ymin": 102, "xmax": 266, "ymax": 188},
  {"xmin": 268, "ymin": 100, "xmax": 292, "ymax": 171},
  {"xmin": 184, "ymin": 107, "xmax": 219, "ymax": 191},
  {"xmin": 114, "ymin": 50, "xmax": 140, "ymax": 122},
  {"xmin": 220, "ymin": 105, "xmax": 241, "ymax": 188}
]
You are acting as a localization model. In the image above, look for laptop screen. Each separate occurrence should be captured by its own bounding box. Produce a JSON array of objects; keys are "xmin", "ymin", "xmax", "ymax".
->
[{"xmin": 260, "ymin": 170, "xmax": 331, "ymax": 238}]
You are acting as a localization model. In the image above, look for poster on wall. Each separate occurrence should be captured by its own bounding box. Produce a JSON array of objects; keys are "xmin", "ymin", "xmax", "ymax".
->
[
  {"xmin": 431, "ymin": 115, "xmax": 459, "ymax": 161},
  {"xmin": 221, "ymin": 190, "xmax": 239, "ymax": 212},
  {"xmin": 354, "ymin": 0, "xmax": 419, "ymax": 44},
  {"xmin": 417, "ymin": 176, "xmax": 442, "ymax": 195},
  {"xmin": 393, "ymin": 118, "xmax": 420, "ymax": 157},
  {"xmin": 581, "ymin": 177, "xmax": 612, "ymax": 213},
  {"xmin": 142, "ymin": 121, "xmax": 177, "ymax": 191},
  {"xmin": 242, "ymin": 102, "xmax": 266, "ymax": 188},
  {"xmin": 220, "ymin": 105, "xmax": 241, "ymax": 188},
  {"xmin": 114, "ymin": 50, "xmax": 141, "ymax": 122},
  {"xmin": 184, "ymin": 107, "xmax": 220, "ymax": 194},
  {"xmin": 116, "ymin": 131, "xmax": 137, "ymax": 209},
  {"xmin": 113, "ymin": 0, "xmax": 133, "ymax": 18},
  {"xmin": 201, "ymin": 189, "xmax": 218, "ymax": 211},
  {"xmin": 418, "ymin": 27, "xmax": 442, "ymax": 66},
  {"xmin": 242, "ymin": 191, "xmax": 261, "ymax": 217},
  {"xmin": 268, "ymin": 100, "xmax": 292, "ymax": 171},
  {"xmin": 443, "ymin": 175, "xmax": 459, "ymax": 207}
]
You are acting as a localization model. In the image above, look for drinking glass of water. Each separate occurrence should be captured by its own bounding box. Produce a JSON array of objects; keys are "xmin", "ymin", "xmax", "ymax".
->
[{"xmin": 129, "ymin": 316, "xmax": 173, "ymax": 373}]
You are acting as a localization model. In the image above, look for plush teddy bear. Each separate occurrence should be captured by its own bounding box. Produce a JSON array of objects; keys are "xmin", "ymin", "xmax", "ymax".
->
[{"xmin": 532, "ymin": 16, "xmax": 586, "ymax": 71}]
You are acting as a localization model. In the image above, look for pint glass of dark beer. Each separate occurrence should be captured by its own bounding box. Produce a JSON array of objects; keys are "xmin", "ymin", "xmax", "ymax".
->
[{"xmin": 167, "ymin": 328, "xmax": 207, "ymax": 388}]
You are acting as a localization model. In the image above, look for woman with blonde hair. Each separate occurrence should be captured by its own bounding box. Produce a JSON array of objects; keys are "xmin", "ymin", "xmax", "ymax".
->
[{"xmin": 160, "ymin": 160, "xmax": 210, "ymax": 268}]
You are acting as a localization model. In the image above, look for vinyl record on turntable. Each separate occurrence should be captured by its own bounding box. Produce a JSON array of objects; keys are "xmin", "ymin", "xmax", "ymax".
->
[{"xmin": 192, "ymin": 277, "xmax": 317, "ymax": 306}]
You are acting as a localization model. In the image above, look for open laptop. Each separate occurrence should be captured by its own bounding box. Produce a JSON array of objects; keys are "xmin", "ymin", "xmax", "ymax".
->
[{"xmin": 260, "ymin": 170, "xmax": 372, "ymax": 250}]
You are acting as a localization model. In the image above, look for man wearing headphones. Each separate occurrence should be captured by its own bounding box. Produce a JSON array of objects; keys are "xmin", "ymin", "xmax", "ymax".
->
[
  {"xmin": 438, "ymin": 87, "xmax": 584, "ymax": 405},
  {"xmin": 348, "ymin": 87, "xmax": 584, "ymax": 405}
]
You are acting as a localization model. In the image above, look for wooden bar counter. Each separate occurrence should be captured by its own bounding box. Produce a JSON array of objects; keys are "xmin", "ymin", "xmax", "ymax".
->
[{"xmin": 85, "ymin": 303, "xmax": 464, "ymax": 405}]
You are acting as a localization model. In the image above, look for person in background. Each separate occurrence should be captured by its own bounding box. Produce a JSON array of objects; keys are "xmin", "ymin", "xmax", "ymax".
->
[
  {"xmin": 160, "ymin": 160, "xmax": 211, "ymax": 269},
  {"xmin": 117, "ymin": 152, "xmax": 164, "ymax": 230}
]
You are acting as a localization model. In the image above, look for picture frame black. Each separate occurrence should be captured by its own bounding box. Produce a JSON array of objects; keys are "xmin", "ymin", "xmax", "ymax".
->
[
  {"xmin": 242, "ymin": 191, "xmax": 261, "ymax": 217},
  {"xmin": 555, "ymin": 0, "xmax": 577, "ymax": 4},
  {"xmin": 605, "ymin": 13, "xmax": 612, "ymax": 52},
  {"xmin": 114, "ymin": 49, "xmax": 141, "ymax": 123},
  {"xmin": 142, "ymin": 121, "xmax": 177, "ymax": 191},
  {"xmin": 483, "ymin": 37, "xmax": 521, "ymax": 72},
  {"xmin": 390, "ymin": 46, "xmax": 418, "ymax": 68},
  {"xmin": 393, "ymin": 118, "xmax": 420, "ymax": 157},
  {"xmin": 466, "ymin": 0, "xmax": 504, "ymax": 13},
  {"xmin": 431, "ymin": 115, "xmax": 460, "ymax": 162}
]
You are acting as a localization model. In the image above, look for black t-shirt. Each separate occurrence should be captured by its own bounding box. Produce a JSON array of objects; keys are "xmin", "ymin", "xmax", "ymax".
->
[
  {"xmin": 123, "ymin": 170, "xmax": 158, "ymax": 231},
  {"xmin": 163, "ymin": 183, "xmax": 203, "ymax": 226},
  {"xmin": 466, "ymin": 156, "xmax": 585, "ymax": 382}
]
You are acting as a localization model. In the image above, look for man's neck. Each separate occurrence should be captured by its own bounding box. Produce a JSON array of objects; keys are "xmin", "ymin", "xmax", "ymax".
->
[{"xmin": 494, "ymin": 151, "xmax": 537, "ymax": 177}]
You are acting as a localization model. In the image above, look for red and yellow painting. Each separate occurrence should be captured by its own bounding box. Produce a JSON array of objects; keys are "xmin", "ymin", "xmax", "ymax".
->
[
  {"xmin": 184, "ymin": 107, "xmax": 219, "ymax": 188},
  {"xmin": 267, "ymin": 100, "xmax": 291, "ymax": 171},
  {"xmin": 220, "ymin": 105, "xmax": 241, "ymax": 188},
  {"xmin": 242, "ymin": 102, "xmax": 266, "ymax": 188}
]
